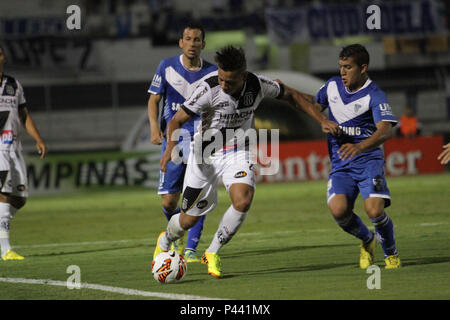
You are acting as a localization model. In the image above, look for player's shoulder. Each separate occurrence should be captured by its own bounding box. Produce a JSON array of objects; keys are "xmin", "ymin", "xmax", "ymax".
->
[
  {"xmin": 159, "ymin": 55, "xmax": 180, "ymax": 68},
  {"xmin": 203, "ymin": 74, "xmax": 219, "ymax": 89},
  {"xmin": 318, "ymin": 75, "xmax": 341, "ymax": 92},
  {"xmin": 327, "ymin": 76, "xmax": 342, "ymax": 86},
  {"xmin": 252, "ymin": 72, "xmax": 277, "ymax": 92},
  {"xmin": 367, "ymin": 81, "xmax": 388, "ymax": 105}
]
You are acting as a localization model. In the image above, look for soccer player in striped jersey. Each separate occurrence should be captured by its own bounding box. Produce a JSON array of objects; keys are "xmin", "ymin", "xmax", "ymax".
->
[
  {"xmin": 0, "ymin": 44, "xmax": 47, "ymax": 260},
  {"xmin": 153, "ymin": 46, "xmax": 339, "ymax": 277},
  {"xmin": 147, "ymin": 22, "xmax": 217, "ymax": 262},
  {"xmin": 315, "ymin": 44, "xmax": 401, "ymax": 269}
]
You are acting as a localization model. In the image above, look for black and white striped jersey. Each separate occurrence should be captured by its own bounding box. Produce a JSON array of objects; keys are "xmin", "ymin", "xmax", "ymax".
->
[
  {"xmin": 181, "ymin": 72, "xmax": 283, "ymax": 151},
  {"xmin": 0, "ymin": 75, "xmax": 26, "ymax": 151}
]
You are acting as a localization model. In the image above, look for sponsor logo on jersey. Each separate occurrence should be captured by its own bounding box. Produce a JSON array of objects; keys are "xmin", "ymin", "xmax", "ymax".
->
[
  {"xmin": 338, "ymin": 126, "xmax": 361, "ymax": 136},
  {"xmin": 151, "ymin": 75, "xmax": 162, "ymax": 88},
  {"xmin": 1, "ymin": 130, "xmax": 13, "ymax": 145},
  {"xmin": 188, "ymin": 86, "xmax": 208, "ymax": 106},
  {"xmin": 354, "ymin": 103, "xmax": 362, "ymax": 113},
  {"xmin": 0, "ymin": 97, "xmax": 16, "ymax": 104},
  {"xmin": 219, "ymin": 110, "xmax": 254, "ymax": 120},
  {"xmin": 378, "ymin": 103, "xmax": 393, "ymax": 116}
]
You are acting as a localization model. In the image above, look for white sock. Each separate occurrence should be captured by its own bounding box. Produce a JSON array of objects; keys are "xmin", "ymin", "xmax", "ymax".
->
[
  {"xmin": 0, "ymin": 203, "xmax": 15, "ymax": 256},
  {"xmin": 159, "ymin": 213, "xmax": 186, "ymax": 251},
  {"xmin": 207, "ymin": 205, "xmax": 248, "ymax": 253}
]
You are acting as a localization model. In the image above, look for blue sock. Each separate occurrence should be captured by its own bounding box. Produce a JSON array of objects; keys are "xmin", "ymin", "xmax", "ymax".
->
[
  {"xmin": 162, "ymin": 206, "xmax": 180, "ymax": 221},
  {"xmin": 370, "ymin": 213, "xmax": 397, "ymax": 258},
  {"xmin": 335, "ymin": 213, "xmax": 374, "ymax": 244},
  {"xmin": 185, "ymin": 215, "xmax": 206, "ymax": 253}
]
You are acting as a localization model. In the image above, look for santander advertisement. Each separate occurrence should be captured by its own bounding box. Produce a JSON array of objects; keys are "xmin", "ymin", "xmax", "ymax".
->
[{"xmin": 255, "ymin": 135, "xmax": 444, "ymax": 183}]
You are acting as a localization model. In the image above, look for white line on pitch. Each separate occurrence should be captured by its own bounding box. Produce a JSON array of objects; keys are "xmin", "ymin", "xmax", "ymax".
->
[
  {"xmin": 14, "ymin": 238, "xmax": 156, "ymax": 249},
  {"xmin": 0, "ymin": 277, "xmax": 224, "ymax": 300},
  {"xmin": 419, "ymin": 222, "xmax": 448, "ymax": 227}
]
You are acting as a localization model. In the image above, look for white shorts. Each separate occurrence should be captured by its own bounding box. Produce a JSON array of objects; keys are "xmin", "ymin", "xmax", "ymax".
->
[
  {"xmin": 181, "ymin": 148, "xmax": 256, "ymax": 216},
  {"xmin": 0, "ymin": 150, "xmax": 28, "ymax": 197}
]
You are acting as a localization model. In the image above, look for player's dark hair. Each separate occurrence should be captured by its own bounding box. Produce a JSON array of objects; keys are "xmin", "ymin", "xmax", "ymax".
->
[
  {"xmin": 339, "ymin": 44, "xmax": 370, "ymax": 68},
  {"xmin": 181, "ymin": 21, "xmax": 206, "ymax": 41},
  {"xmin": 215, "ymin": 46, "xmax": 246, "ymax": 72}
]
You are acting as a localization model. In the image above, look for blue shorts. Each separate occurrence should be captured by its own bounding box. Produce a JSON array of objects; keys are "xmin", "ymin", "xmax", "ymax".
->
[
  {"xmin": 157, "ymin": 138, "xmax": 190, "ymax": 195},
  {"xmin": 326, "ymin": 159, "xmax": 391, "ymax": 208}
]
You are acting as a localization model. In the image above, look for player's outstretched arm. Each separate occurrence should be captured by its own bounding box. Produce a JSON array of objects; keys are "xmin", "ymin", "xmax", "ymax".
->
[
  {"xmin": 276, "ymin": 80, "xmax": 340, "ymax": 135},
  {"xmin": 148, "ymin": 94, "xmax": 163, "ymax": 145},
  {"xmin": 19, "ymin": 107, "xmax": 47, "ymax": 159},
  {"xmin": 160, "ymin": 107, "xmax": 192, "ymax": 172},
  {"xmin": 338, "ymin": 121, "xmax": 393, "ymax": 161},
  {"xmin": 437, "ymin": 143, "xmax": 450, "ymax": 165}
]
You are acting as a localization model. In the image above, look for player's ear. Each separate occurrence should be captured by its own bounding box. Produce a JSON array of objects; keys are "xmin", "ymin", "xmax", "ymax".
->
[
  {"xmin": 179, "ymin": 38, "xmax": 183, "ymax": 49},
  {"xmin": 201, "ymin": 41, "xmax": 206, "ymax": 50},
  {"xmin": 360, "ymin": 64, "xmax": 368, "ymax": 74}
]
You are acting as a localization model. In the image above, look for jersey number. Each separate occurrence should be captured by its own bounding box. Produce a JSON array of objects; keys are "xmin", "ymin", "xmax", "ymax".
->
[{"xmin": 171, "ymin": 103, "xmax": 181, "ymax": 111}]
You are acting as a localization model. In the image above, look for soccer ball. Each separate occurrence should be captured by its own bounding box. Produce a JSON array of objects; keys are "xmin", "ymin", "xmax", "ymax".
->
[{"xmin": 151, "ymin": 250, "xmax": 187, "ymax": 284}]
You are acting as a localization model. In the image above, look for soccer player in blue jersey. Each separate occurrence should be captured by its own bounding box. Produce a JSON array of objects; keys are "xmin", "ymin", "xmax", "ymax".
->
[
  {"xmin": 147, "ymin": 22, "xmax": 217, "ymax": 262},
  {"xmin": 315, "ymin": 44, "xmax": 401, "ymax": 269}
]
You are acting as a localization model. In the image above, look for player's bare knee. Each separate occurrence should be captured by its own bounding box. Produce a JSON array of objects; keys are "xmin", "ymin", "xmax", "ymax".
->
[
  {"xmin": 364, "ymin": 198, "xmax": 385, "ymax": 219},
  {"xmin": 161, "ymin": 194, "xmax": 180, "ymax": 213},
  {"xmin": 365, "ymin": 206, "xmax": 384, "ymax": 219},
  {"xmin": 328, "ymin": 203, "xmax": 350, "ymax": 219},
  {"xmin": 230, "ymin": 185, "xmax": 254, "ymax": 212},
  {"xmin": 232, "ymin": 196, "xmax": 252, "ymax": 213},
  {"xmin": 179, "ymin": 212, "xmax": 200, "ymax": 230}
]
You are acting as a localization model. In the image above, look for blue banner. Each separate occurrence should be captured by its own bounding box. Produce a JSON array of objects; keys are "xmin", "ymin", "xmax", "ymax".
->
[{"xmin": 265, "ymin": 0, "xmax": 447, "ymax": 44}]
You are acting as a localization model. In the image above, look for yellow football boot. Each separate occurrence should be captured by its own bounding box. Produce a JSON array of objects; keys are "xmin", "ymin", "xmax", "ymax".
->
[
  {"xmin": 153, "ymin": 232, "xmax": 166, "ymax": 259},
  {"xmin": 384, "ymin": 255, "xmax": 401, "ymax": 269},
  {"xmin": 360, "ymin": 236, "xmax": 376, "ymax": 269},
  {"xmin": 170, "ymin": 232, "xmax": 186, "ymax": 256},
  {"xmin": 2, "ymin": 250, "xmax": 24, "ymax": 261},
  {"xmin": 201, "ymin": 252, "xmax": 222, "ymax": 278}
]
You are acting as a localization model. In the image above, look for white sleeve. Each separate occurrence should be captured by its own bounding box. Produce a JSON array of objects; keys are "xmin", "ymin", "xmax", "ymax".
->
[
  {"xmin": 258, "ymin": 74, "xmax": 282, "ymax": 99},
  {"xmin": 16, "ymin": 80, "xmax": 26, "ymax": 106},
  {"xmin": 181, "ymin": 83, "xmax": 212, "ymax": 116}
]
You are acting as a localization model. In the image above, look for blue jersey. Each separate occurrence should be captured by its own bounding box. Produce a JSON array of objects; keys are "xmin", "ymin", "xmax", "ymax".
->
[
  {"xmin": 148, "ymin": 55, "xmax": 217, "ymax": 137},
  {"xmin": 316, "ymin": 76, "xmax": 397, "ymax": 172}
]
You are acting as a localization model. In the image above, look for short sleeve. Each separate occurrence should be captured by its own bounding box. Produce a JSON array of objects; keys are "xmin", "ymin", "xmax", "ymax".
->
[
  {"xmin": 315, "ymin": 83, "xmax": 329, "ymax": 109},
  {"xmin": 16, "ymin": 80, "xmax": 26, "ymax": 106},
  {"xmin": 181, "ymin": 83, "xmax": 211, "ymax": 116},
  {"xmin": 370, "ymin": 89, "xmax": 398, "ymax": 125},
  {"xmin": 258, "ymin": 75, "xmax": 282, "ymax": 99},
  {"xmin": 148, "ymin": 60, "xmax": 166, "ymax": 95}
]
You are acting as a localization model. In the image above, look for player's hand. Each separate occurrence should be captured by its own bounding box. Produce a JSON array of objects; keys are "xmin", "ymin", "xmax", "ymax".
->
[
  {"xmin": 437, "ymin": 143, "xmax": 450, "ymax": 165},
  {"xmin": 160, "ymin": 149, "xmax": 172, "ymax": 173},
  {"xmin": 320, "ymin": 119, "xmax": 340, "ymax": 136},
  {"xmin": 36, "ymin": 140, "xmax": 47, "ymax": 159},
  {"xmin": 337, "ymin": 143, "xmax": 362, "ymax": 161},
  {"xmin": 150, "ymin": 127, "xmax": 163, "ymax": 145}
]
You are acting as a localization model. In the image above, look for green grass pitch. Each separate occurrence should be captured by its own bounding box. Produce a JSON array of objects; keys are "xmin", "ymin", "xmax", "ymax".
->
[{"xmin": 0, "ymin": 173, "xmax": 449, "ymax": 300}]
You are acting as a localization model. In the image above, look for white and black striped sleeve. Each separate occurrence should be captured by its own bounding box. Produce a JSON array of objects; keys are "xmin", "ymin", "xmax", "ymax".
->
[{"xmin": 181, "ymin": 83, "xmax": 211, "ymax": 116}]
